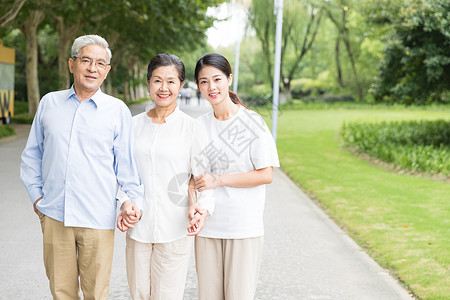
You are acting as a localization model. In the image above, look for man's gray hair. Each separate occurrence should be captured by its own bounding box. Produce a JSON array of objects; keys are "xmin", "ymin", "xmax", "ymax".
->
[{"xmin": 71, "ymin": 34, "xmax": 112, "ymax": 64}]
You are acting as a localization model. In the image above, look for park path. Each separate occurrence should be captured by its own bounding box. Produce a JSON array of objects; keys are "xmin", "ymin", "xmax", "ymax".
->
[{"xmin": 0, "ymin": 98, "xmax": 413, "ymax": 299}]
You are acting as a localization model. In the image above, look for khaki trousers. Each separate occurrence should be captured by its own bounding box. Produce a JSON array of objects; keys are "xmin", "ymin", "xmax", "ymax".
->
[
  {"xmin": 125, "ymin": 235, "xmax": 193, "ymax": 300},
  {"xmin": 38, "ymin": 211, "xmax": 115, "ymax": 300},
  {"xmin": 195, "ymin": 236, "xmax": 264, "ymax": 300}
]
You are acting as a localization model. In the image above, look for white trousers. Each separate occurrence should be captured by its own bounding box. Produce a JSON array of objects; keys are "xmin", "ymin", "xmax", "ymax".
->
[
  {"xmin": 195, "ymin": 236, "xmax": 264, "ymax": 300},
  {"xmin": 126, "ymin": 234, "xmax": 193, "ymax": 300}
]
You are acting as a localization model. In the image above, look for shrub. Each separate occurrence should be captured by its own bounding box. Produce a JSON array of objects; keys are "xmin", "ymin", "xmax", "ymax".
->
[
  {"xmin": 11, "ymin": 113, "xmax": 34, "ymax": 124},
  {"xmin": 240, "ymin": 84, "xmax": 273, "ymax": 107},
  {"xmin": 319, "ymin": 94, "xmax": 355, "ymax": 103},
  {"xmin": 14, "ymin": 100, "xmax": 29, "ymax": 115},
  {"xmin": 290, "ymin": 78, "xmax": 329, "ymax": 98},
  {"xmin": 341, "ymin": 120, "xmax": 450, "ymax": 175},
  {"xmin": 0, "ymin": 125, "xmax": 15, "ymax": 139}
]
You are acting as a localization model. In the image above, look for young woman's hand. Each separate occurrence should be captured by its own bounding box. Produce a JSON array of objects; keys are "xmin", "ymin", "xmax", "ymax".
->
[
  {"xmin": 116, "ymin": 211, "xmax": 129, "ymax": 232},
  {"xmin": 195, "ymin": 173, "xmax": 221, "ymax": 191},
  {"xmin": 187, "ymin": 204, "xmax": 208, "ymax": 236}
]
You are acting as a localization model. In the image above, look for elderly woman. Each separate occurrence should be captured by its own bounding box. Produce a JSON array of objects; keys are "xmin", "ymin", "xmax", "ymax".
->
[{"xmin": 117, "ymin": 53, "xmax": 214, "ymax": 300}]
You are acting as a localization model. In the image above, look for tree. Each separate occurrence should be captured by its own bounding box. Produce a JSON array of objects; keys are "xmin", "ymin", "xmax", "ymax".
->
[
  {"xmin": 248, "ymin": 0, "xmax": 323, "ymax": 101},
  {"xmin": 50, "ymin": 1, "xmax": 88, "ymax": 90},
  {"xmin": 92, "ymin": 0, "xmax": 224, "ymax": 101},
  {"xmin": 0, "ymin": 0, "xmax": 26, "ymax": 27},
  {"xmin": 324, "ymin": 0, "xmax": 364, "ymax": 101},
  {"xmin": 1, "ymin": 0, "xmax": 225, "ymax": 115},
  {"xmin": 20, "ymin": 7, "xmax": 45, "ymax": 115},
  {"xmin": 365, "ymin": 0, "xmax": 450, "ymax": 104}
]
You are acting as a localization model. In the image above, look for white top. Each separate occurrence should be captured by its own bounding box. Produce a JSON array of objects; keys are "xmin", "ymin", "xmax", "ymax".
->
[
  {"xmin": 120, "ymin": 104, "xmax": 215, "ymax": 243},
  {"xmin": 197, "ymin": 106, "xmax": 279, "ymax": 239}
]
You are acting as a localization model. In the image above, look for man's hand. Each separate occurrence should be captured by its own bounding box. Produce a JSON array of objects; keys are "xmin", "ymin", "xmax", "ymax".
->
[
  {"xmin": 195, "ymin": 173, "xmax": 221, "ymax": 192},
  {"xmin": 187, "ymin": 204, "xmax": 208, "ymax": 236},
  {"xmin": 33, "ymin": 197, "xmax": 43, "ymax": 215},
  {"xmin": 120, "ymin": 200, "xmax": 142, "ymax": 229}
]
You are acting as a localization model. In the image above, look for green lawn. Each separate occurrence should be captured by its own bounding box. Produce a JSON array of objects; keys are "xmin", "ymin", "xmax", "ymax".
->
[{"xmin": 266, "ymin": 106, "xmax": 450, "ymax": 300}]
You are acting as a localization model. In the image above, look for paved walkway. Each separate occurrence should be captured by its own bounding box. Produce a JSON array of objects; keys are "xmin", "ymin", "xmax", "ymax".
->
[{"xmin": 0, "ymin": 99, "xmax": 413, "ymax": 299}]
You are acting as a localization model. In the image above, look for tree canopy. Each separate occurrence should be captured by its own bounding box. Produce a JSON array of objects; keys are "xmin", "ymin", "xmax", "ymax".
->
[
  {"xmin": 0, "ymin": 0, "xmax": 224, "ymax": 114},
  {"xmin": 365, "ymin": 0, "xmax": 450, "ymax": 104}
]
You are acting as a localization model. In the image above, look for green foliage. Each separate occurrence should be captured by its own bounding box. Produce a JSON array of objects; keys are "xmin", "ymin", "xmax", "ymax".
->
[
  {"xmin": 248, "ymin": 0, "xmax": 324, "ymax": 92},
  {"xmin": 239, "ymin": 84, "xmax": 272, "ymax": 107},
  {"xmin": 12, "ymin": 101, "xmax": 33, "ymax": 124},
  {"xmin": 341, "ymin": 120, "xmax": 450, "ymax": 175},
  {"xmin": 365, "ymin": 0, "xmax": 450, "ymax": 104},
  {"xmin": 14, "ymin": 100, "xmax": 28, "ymax": 114},
  {"xmin": 37, "ymin": 25, "xmax": 59, "ymax": 96},
  {"xmin": 0, "ymin": 0, "xmax": 225, "ymax": 109},
  {"xmin": 0, "ymin": 125, "xmax": 15, "ymax": 138},
  {"xmin": 290, "ymin": 77, "xmax": 328, "ymax": 97},
  {"xmin": 11, "ymin": 113, "xmax": 33, "ymax": 124}
]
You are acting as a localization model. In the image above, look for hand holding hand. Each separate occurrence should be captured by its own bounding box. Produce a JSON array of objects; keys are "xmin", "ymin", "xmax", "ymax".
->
[
  {"xmin": 116, "ymin": 211, "xmax": 129, "ymax": 232},
  {"xmin": 195, "ymin": 173, "xmax": 220, "ymax": 192},
  {"xmin": 120, "ymin": 200, "xmax": 142, "ymax": 230},
  {"xmin": 187, "ymin": 204, "xmax": 208, "ymax": 236}
]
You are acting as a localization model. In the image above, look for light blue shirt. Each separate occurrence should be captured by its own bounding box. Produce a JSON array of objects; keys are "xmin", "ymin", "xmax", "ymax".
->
[{"xmin": 20, "ymin": 86, "xmax": 144, "ymax": 230}]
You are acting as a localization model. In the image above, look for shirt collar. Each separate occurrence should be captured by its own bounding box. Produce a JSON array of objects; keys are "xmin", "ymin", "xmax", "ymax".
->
[
  {"xmin": 68, "ymin": 85, "xmax": 105, "ymax": 109},
  {"xmin": 145, "ymin": 102, "xmax": 180, "ymax": 123}
]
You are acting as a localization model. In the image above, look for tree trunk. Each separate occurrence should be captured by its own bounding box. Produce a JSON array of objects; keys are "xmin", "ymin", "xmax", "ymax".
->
[
  {"xmin": 112, "ymin": 87, "xmax": 118, "ymax": 99},
  {"xmin": 0, "ymin": 0, "xmax": 27, "ymax": 27},
  {"xmin": 56, "ymin": 17, "xmax": 82, "ymax": 90},
  {"xmin": 105, "ymin": 76, "xmax": 113, "ymax": 95},
  {"xmin": 129, "ymin": 80, "xmax": 135, "ymax": 101},
  {"xmin": 343, "ymin": 37, "xmax": 363, "ymax": 102},
  {"xmin": 280, "ymin": 78, "xmax": 292, "ymax": 104},
  {"xmin": 22, "ymin": 10, "xmax": 44, "ymax": 116},
  {"xmin": 279, "ymin": 89, "xmax": 289, "ymax": 104},
  {"xmin": 335, "ymin": 33, "xmax": 344, "ymax": 88},
  {"xmin": 341, "ymin": 9, "xmax": 363, "ymax": 102},
  {"xmin": 123, "ymin": 81, "xmax": 129, "ymax": 101}
]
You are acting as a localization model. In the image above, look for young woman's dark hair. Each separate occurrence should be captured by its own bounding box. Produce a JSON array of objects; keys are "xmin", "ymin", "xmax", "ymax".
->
[
  {"xmin": 147, "ymin": 53, "xmax": 185, "ymax": 83},
  {"xmin": 194, "ymin": 53, "xmax": 247, "ymax": 108}
]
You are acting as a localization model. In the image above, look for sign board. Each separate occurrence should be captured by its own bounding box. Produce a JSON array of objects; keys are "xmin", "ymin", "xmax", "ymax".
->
[{"xmin": 0, "ymin": 43, "xmax": 15, "ymax": 124}]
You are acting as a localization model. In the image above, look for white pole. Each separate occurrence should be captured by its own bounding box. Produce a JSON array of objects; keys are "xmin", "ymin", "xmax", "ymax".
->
[
  {"xmin": 232, "ymin": 0, "xmax": 240, "ymax": 94},
  {"xmin": 233, "ymin": 40, "xmax": 241, "ymax": 93},
  {"xmin": 272, "ymin": 0, "xmax": 283, "ymax": 142}
]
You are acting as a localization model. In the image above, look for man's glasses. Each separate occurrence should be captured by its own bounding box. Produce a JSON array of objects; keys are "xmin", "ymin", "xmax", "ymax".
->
[{"xmin": 73, "ymin": 56, "xmax": 109, "ymax": 70}]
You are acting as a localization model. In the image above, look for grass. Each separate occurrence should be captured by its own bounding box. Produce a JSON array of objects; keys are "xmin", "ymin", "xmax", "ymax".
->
[
  {"xmin": 263, "ymin": 105, "xmax": 450, "ymax": 300},
  {"xmin": 0, "ymin": 125, "xmax": 15, "ymax": 138}
]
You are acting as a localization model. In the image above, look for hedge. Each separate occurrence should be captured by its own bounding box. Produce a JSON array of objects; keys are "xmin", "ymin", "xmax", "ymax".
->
[{"xmin": 341, "ymin": 120, "xmax": 450, "ymax": 175}]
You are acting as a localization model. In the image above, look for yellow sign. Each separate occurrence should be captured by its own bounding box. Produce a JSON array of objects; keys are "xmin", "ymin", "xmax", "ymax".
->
[
  {"xmin": 0, "ymin": 43, "xmax": 15, "ymax": 64},
  {"xmin": 0, "ymin": 90, "xmax": 14, "ymax": 117}
]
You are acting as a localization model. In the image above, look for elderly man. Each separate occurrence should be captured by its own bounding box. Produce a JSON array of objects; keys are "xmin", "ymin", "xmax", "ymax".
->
[{"xmin": 20, "ymin": 34, "xmax": 143, "ymax": 299}]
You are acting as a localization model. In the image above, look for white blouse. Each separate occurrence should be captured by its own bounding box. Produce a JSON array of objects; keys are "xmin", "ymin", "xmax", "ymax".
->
[
  {"xmin": 120, "ymin": 104, "xmax": 214, "ymax": 243},
  {"xmin": 197, "ymin": 106, "xmax": 279, "ymax": 239}
]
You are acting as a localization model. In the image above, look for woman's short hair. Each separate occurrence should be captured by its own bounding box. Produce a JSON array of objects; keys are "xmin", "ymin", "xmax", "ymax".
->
[{"xmin": 147, "ymin": 54, "xmax": 185, "ymax": 83}]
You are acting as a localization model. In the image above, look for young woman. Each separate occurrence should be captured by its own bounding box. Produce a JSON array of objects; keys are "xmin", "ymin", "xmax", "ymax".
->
[
  {"xmin": 117, "ymin": 53, "xmax": 214, "ymax": 300},
  {"xmin": 191, "ymin": 53, "xmax": 280, "ymax": 300}
]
